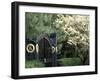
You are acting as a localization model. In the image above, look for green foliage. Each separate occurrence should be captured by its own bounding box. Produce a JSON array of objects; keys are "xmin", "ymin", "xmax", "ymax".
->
[
  {"xmin": 25, "ymin": 60, "xmax": 45, "ymax": 68},
  {"xmin": 25, "ymin": 12, "xmax": 56, "ymax": 38},
  {"xmin": 25, "ymin": 13, "xmax": 89, "ymax": 45}
]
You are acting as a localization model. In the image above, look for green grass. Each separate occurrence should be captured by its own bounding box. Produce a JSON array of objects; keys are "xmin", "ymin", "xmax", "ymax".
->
[
  {"xmin": 25, "ymin": 60, "xmax": 45, "ymax": 68},
  {"xmin": 58, "ymin": 58, "xmax": 83, "ymax": 66},
  {"xmin": 25, "ymin": 58, "xmax": 83, "ymax": 68}
]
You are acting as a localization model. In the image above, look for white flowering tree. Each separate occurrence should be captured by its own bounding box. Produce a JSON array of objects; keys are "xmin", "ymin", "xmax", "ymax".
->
[{"xmin": 53, "ymin": 14, "xmax": 89, "ymax": 65}]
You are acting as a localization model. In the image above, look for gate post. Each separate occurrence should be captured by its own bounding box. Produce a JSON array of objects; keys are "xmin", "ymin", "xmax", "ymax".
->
[
  {"xmin": 52, "ymin": 46, "xmax": 57, "ymax": 66},
  {"xmin": 36, "ymin": 43, "xmax": 39, "ymax": 61}
]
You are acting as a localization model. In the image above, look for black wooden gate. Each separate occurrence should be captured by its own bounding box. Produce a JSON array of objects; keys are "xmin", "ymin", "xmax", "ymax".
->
[
  {"xmin": 38, "ymin": 37, "xmax": 54, "ymax": 67},
  {"xmin": 26, "ymin": 33, "xmax": 57, "ymax": 67}
]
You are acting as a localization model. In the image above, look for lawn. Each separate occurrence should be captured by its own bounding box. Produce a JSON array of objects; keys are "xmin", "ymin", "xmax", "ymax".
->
[
  {"xmin": 25, "ymin": 60, "xmax": 45, "ymax": 68},
  {"xmin": 25, "ymin": 57, "xmax": 82, "ymax": 68}
]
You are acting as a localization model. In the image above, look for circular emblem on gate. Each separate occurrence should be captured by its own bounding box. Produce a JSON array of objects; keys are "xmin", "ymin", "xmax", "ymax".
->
[{"xmin": 26, "ymin": 44, "xmax": 35, "ymax": 53}]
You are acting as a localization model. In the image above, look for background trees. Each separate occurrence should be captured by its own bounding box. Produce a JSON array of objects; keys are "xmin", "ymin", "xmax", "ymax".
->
[{"xmin": 25, "ymin": 12, "xmax": 89, "ymax": 67}]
